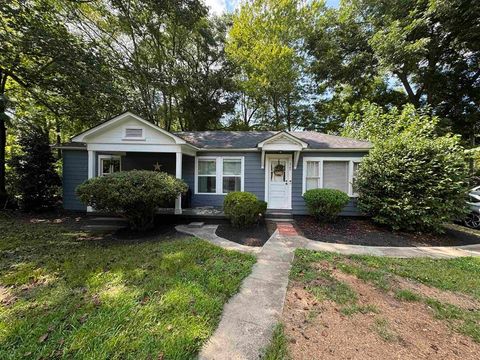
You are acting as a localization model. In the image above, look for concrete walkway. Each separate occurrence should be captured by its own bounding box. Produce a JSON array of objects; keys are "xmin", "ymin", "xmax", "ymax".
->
[
  {"xmin": 176, "ymin": 222, "xmax": 480, "ymax": 360},
  {"xmin": 200, "ymin": 231, "xmax": 294, "ymax": 360},
  {"xmin": 175, "ymin": 224, "xmax": 261, "ymax": 254}
]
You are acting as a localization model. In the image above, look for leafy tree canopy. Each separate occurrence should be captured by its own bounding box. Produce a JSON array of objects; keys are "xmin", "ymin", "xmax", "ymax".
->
[{"xmin": 307, "ymin": 0, "xmax": 480, "ymax": 145}]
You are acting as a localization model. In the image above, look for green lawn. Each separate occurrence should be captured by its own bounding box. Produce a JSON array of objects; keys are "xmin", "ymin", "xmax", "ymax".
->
[{"xmin": 0, "ymin": 216, "xmax": 255, "ymax": 359}]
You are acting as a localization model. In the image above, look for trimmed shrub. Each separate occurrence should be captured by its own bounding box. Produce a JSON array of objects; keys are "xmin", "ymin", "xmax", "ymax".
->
[
  {"xmin": 303, "ymin": 188, "xmax": 350, "ymax": 221},
  {"xmin": 223, "ymin": 191, "xmax": 267, "ymax": 228},
  {"xmin": 76, "ymin": 170, "xmax": 187, "ymax": 231},
  {"xmin": 356, "ymin": 134, "xmax": 469, "ymax": 232}
]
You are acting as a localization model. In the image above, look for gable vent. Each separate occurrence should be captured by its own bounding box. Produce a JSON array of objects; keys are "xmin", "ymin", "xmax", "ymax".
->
[{"xmin": 125, "ymin": 128, "xmax": 143, "ymax": 138}]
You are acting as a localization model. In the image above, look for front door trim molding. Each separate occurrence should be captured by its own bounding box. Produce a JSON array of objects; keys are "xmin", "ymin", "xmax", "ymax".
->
[{"xmin": 264, "ymin": 153, "xmax": 293, "ymax": 210}]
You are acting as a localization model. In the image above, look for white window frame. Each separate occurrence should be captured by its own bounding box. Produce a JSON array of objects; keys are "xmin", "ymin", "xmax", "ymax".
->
[
  {"xmin": 195, "ymin": 156, "xmax": 245, "ymax": 195},
  {"xmin": 302, "ymin": 157, "xmax": 363, "ymax": 197},
  {"xmin": 122, "ymin": 126, "xmax": 145, "ymax": 141},
  {"xmin": 98, "ymin": 155, "xmax": 122, "ymax": 176}
]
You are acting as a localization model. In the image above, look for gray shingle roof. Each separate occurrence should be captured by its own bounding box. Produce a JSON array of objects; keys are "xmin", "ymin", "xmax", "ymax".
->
[
  {"xmin": 59, "ymin": 131, "xmax": 371, "ymax": 150},
  {"xmin": 173, "ymin": 131, "xmax": 371, "ymax": 149}
]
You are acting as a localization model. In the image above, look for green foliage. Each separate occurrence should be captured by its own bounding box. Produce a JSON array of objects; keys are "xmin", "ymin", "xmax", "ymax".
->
[
  {"xmin": 342, "ymin": 103, "xmax": 439, "ymax": 143},
  {"xmin": 226, "ymin": 0, "xmax": 317, "ymax": 130},
  {"xmin": 223, "ymin": 191, "xmax": 267, "ymax": 228},
  {"xmin": 10, "ymin": 126, "xmax": 60, "ymax": 211},
  {"xmin": 0, "ymin": 216, "xmax": 255, "ymax": 359},
  {"xmin": 302, "ymin": 188, "xmax": 350, "ymax": 222},
  {"xmin": 307, "ymin": 0, "xmax": 480, "ymax": 143},
  {"xmin": 76, "ymin": 170, "xmax": 187, "ymax": 231},
  {"xmin": 356, "ymin": 132, "xmax": 469, "ymax": 232}
]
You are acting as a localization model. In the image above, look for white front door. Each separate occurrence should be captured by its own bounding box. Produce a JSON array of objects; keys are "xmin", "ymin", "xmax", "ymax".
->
[{"xmin": 266, "ymin": 154, "xmax": 292, "ymax": 209}]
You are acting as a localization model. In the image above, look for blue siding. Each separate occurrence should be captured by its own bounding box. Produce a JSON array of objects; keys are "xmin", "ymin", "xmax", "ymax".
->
[
  {"xmin": 187, "ymin": 152, "xmax": 264, "ymax": 208},
  {"xmin": 292, "ymin": 152, "xmax": 368, "ymax": 216},
  {"xmin": 61, "ymin": 148, "xmax": 367, "ymax": 215},
  {"xmin": 63, "ymin": 150, "xmax": 88, "ymax": 211}
]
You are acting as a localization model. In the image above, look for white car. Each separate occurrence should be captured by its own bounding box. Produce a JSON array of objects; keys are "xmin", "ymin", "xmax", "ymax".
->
[{"xmin": 465, "ymin": 186, "xmax": 480, "ymax": 229}]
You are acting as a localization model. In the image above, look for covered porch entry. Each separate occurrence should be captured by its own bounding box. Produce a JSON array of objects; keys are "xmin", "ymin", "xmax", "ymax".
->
[
  {"xmin": 88, "ymin": 151, "xmax": 194, "ymax": 214},
  {"xmin": 70, "ymin": 112, "xmax": 199, "ymax": 214}
]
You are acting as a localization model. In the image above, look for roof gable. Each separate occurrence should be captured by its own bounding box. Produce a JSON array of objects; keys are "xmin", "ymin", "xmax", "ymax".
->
[
  {"xmin": 71, "ymin": 112, "xmax": 189, "ymax": 145},
  {"xmin": 257, "ymin": 131, "xmax": 308, "ymax": 149}
]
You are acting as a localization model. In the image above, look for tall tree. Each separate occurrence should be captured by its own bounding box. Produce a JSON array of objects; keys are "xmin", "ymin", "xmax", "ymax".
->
[
  {"xmin": 226, "ymin": 0, "xmax": 317, "ymax": 130},
  {"xmin": 0, "ymin": 0, "xmax": 124, "ymax": 204},
  {"xmin": 307, "ymin": 0, "xmax": 480, "ymax": 143},
  {"xmin": 68, "ymin": 0, "xmax": 236, "ymax": 131}
]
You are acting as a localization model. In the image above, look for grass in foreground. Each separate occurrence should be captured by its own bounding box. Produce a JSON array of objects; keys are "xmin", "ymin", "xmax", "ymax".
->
[
  {"xmin": 262, "ymin": 324, "xmax": 290, "ymax": 360},
  {"xmin": 0, "ymin": 216, "xmax": 255, "ymax": 359},
  {"xmin": 291, "ymin": 249, "xmax": 480, "ymax": 342}
]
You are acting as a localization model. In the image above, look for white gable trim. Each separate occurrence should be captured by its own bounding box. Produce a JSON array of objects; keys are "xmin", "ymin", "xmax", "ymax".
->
[
  {"xmin": 258, "ymin": 131, "xmax": 308, "ymax": 170},
  {"xmin": 71, "ymin": 112, "xmax": 196, "ymax": 147},
  {"xmin": 257, "ymin": 131, "xmax": 309, "ymax": 149}
]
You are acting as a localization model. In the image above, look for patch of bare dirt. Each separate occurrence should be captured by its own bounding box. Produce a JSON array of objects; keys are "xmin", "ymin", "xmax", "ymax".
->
[
  {"xmin": 0, "ymin": 285, "xmax": 17, "ymax": 307},
  {"xmin": 392, "ymin": 276, "xmax": 480, "ymax": 311},
  {"xmin": 283, "ymin": 269, "xmax": 480, "ymax": 359}
]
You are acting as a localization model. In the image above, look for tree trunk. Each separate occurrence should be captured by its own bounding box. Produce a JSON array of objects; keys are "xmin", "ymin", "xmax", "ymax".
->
[
  {"xmin": 0, "ymin": 117, "xmax": 6, "ymax": 207},
  {"xmin": 0, "ymin": 72, "xmax": 7, "ymax": 207},
  {"xmin": 55, "ymin": 120, "xmax": 62, "ymax": 159}
]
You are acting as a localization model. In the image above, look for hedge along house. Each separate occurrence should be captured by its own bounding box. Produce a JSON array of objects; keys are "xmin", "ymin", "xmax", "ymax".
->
[{"xmin": 60, "ymin": 111, "xmax": 372, "ymax": 215}]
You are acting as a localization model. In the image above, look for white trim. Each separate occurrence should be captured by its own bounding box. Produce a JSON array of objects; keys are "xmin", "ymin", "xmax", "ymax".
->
[
  {"xmin": 98, "ymin": 155, "xmax": 122, "ymax": 176},
  {"xmin": 302, "ymin": 156, "xmax": 363, "ymax": 197},
  {"xmin": 87, "ymin": 150, "xmax": 95, "ymax": 179},
  {"xmin": 86, "ymin": 143, "xmax": 183, "ymax": 153},
  {"xmin": 264, "ymin": 154, "xmax": 293, "ymax": 209},
  {"xmin": 71, "ymin": 111, "xmax": 196, "ymax": 146},
  {"xmin": 122, "ymin": 126, "xmax": 145, "ymax": 141},
  {"xmin": 257, "ymin": 131, "xmax": 309, "ymax": 148},
  {"xmin": 194, "ymin": 156, "xmax": 245, "ymax": 195},
  {"xmin": 175, "ymin": 152, "xmax": 183, "ymax": 214}
]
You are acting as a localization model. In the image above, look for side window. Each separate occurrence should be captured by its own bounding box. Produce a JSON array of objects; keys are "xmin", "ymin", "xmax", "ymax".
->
[
  {"xmin": 222, "ymin": 158, "xmax": 242, "ymax": 193},
  {"xmin": 197, "ymin": 159, "xmax": 217, "ymax": 193},
  {"xmin": 99, "ymin": 156, "xmax": 121, "ymax": 176},
  {"xmin": 196, "ymin": 157, "xmax": 244, "ymax": 194},
  {"xmin": 305, "ymin": 161, "xmax": 321, "ymax": 190}
]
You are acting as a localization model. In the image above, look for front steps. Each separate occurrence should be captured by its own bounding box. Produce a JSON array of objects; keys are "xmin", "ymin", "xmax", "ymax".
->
[{"xmin": 265, "ymin": 209, "xmax": 293, "ymax": 222}]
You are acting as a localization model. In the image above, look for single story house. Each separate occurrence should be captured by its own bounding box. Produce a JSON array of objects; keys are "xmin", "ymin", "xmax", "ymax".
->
[{"xmin": 59, "ymin": 111, "xmax": 371, "ymax": 215}]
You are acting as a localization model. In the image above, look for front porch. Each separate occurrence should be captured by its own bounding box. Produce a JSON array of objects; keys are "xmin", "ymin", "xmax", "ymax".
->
[{"xmin": 86, "ymin": 150, "xmax": 195, "ymax": 214}]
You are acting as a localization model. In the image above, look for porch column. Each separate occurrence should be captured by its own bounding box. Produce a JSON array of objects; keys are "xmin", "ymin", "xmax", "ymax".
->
[
  {"xmin": 87, "ymin": 150, "xmax": 95, "ymax": 212},
  {"xmin": 175, "ymin": 152, "xmax": 182, "ymax": 214}
]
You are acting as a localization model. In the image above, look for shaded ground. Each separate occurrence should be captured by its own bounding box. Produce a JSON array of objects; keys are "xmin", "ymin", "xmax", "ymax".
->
[
  {"xmin": 279, "ymin": 250, "xmax": 480, "ymax": 359},
  {"xmin": 215, "ymin": 221, "xmax": 273, "ymax": 247},
  {"xmin": 295, "ymin": 216, "xmax": 480, "ymax": 247},
  {"xmin": 0, "ymin": 213, "xmax": 255, "ymax": 359}
]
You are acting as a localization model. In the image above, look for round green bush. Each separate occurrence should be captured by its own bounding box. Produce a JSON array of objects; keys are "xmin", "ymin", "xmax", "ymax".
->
[
  {"xmin": 223, "ymin": 191, "xmax": 267, "ymax": 228},
  {"xmin": 303, "ymin": 188, "xmax": 350, "ymax": 221},
  {"xmin": 356, "ymin": 134, "xmax": 469, "ymax": 232},
  {"xmin": 76, "ymin": 170, "xmax": 188, "ymax": 231}
]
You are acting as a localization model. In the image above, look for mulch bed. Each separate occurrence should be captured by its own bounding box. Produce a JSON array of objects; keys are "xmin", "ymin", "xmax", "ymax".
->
[
  {"xmin": 216, "ymin": 221, "xmax": 271, "ymax": 247},
  {"xmin": 295, "ymin": 216, "xmax": 480, "ymax": 247}
]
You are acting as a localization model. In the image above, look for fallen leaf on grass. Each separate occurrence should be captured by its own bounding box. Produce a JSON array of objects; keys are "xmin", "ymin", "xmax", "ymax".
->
[{"xmin": 38, "ymin": 333, "xmax": 49, "ymax": 343}]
